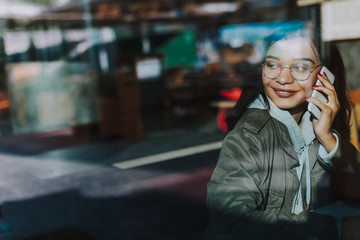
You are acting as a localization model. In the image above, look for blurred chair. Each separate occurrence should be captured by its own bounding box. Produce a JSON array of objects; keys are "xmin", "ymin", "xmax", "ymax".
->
[
  {"xmin": 343, "ymin": 89, "xmax": 360, "ymax": 240},
  {"xmin": 0, "ymin": 91, "xmax": 10, "ymax": 117},
  {"xmin": 162, "ymin": 67, "xmax": 217, "ymax": 129},
  {"xmin": 348, "ymin": 89, "xmax": 360, "ymax": 150},
  {"xmin": 97, "ymin": 68, "xmax": 143, "ymax": 140},
  {"xmin": 204, "ymin": 62, "xmax": 222, "ymax": 76},
  {"xmin": 341, "ymin": 216, "xmax": 360, "ymax": 240}
]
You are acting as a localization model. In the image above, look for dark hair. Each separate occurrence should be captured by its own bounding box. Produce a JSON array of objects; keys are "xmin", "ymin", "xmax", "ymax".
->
[
  {"xmin": 226, "ymin": 30, "xmax": 352, "ymax": 140},
  {"xmin": 323, "ymin": 41, "xmax": 351, "ymax": 140},
  {"xmin": 226, "ymin": 71, "xmax": 268, "ymax": 131}
]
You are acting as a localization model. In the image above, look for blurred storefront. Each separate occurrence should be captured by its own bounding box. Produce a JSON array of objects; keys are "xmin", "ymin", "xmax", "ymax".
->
[
  {"xmin": 1, "ymin": 2, "xmax": 360, "ymax": 239},
  {"xmin": 0, "ymin": 0, "xmax": 358, "ymax": 147}
]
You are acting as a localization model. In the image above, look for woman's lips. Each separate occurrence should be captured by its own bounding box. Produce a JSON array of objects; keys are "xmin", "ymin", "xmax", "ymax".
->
[{"xmin": 273, "ymin": 88, "xmax": 297, "ymax": 97}]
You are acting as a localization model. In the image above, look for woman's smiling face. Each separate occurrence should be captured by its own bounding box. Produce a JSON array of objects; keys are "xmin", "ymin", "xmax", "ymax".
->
[{"xmin": 262, "ymin": 37, "xmax": 321, "ymax": 113}]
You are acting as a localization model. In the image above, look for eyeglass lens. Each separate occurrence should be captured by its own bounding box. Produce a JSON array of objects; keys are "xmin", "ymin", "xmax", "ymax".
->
[{"xmin": 263, "ymin": 62, "xmax": 311, "ymax": 81}]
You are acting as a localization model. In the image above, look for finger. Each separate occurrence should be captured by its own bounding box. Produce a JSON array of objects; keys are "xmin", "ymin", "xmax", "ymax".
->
[
  {"xmin": 312, "ymin": 85, "xmax": 340, "ymax": 107},
  {"xmin": 316, "ymin": 72, "xmax": 334, "ymax": 88},
  {"xmin": 306, "ymin": 97, "xmax": 335, "ymax": 117},
  {"xmin": 317, "ymin": 72, "xmax": 335, "ymax": 91},
  {"xmin": 314, "ymin": 72, "xmax": 339, "ymax": 106},
  {"xmin": 313, "ymin": 85, "xmax": 335, "ymax": 97}
]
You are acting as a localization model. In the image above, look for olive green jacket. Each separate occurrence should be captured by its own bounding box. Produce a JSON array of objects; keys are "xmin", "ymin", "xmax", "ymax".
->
[{"xmin": 206, "ymin": 108, "xmax": 360, "ymax": 240}]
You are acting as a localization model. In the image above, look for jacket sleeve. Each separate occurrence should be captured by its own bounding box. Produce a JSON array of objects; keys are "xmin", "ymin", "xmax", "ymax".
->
[
  {"xmin": 206, "ymin": 128, "xmax": 337, "ymax": 240},
  {"xmin": 329, "ymin": 131, "xmax": 360, "ymax": 201}
]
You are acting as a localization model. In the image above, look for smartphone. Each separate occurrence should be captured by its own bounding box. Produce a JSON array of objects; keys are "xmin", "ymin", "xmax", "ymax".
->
[{"xmin": 307, "ymin": 66, "xmax": 335, "ymax": 119}]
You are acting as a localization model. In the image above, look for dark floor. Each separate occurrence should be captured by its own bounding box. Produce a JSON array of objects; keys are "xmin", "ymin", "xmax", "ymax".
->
[
  {"xmin": 0, "ymin": 115, "xmax": 224, "ymax": 240},
  {"xmin": 0, "ymin": 114, "xmax": 360, "ymax": 240}
]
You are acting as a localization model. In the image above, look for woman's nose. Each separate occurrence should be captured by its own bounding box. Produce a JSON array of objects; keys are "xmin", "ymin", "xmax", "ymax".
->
[{"xmin": 275, "ymin": 67, "xmax": 294, "ymax": 84}]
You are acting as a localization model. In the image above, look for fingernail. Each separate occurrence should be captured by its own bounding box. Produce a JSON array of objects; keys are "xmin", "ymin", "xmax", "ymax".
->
[
  {"xmin": 313, "ymin": 85, "xmax": 319, "ymax": 88},
  {"xmin": 323, "ymin": 72, "xmax": 328, "ymax": 77},
  {"xmin": 318, "ymin": 72, "xmax": 323, "ymax": 77},
  {"xmin": 305, "ymin": 97, "xmax": 310, "ymax": 99}
]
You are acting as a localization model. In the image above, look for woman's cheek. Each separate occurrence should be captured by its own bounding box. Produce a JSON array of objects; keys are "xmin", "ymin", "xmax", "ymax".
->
[
  {"xmin": 306, "ymin": 87, "xmax": 313, "ymax": 97},
  {"xmin": 303, "ymin": 82, "xmax": 315, "ymax": 97}
]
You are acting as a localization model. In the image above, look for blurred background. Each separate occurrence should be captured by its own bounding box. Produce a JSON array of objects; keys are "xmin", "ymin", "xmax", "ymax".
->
[{"xmin": 0, "ymin": 0, "xmax": 360, "ymax": 239}]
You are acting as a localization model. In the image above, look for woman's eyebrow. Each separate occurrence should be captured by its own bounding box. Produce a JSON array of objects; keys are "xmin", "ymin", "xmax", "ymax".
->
[
  {"xmin": 265, "ymin": 55, "xmax": 279, "ymax": 60},
  {"xmin": 293, "ymin": 58, "xmax": 315, "ymax": 64}
]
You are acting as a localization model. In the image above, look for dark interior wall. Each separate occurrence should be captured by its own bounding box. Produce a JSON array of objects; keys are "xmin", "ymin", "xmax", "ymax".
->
[{"xmin": 336, "ymin": 40, "xmax": 360, "ymax": 90}]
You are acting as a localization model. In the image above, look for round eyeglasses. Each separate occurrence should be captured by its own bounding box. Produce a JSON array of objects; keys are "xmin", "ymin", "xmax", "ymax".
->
[{"xmin": 262, "ymin": 62, "xmax": 323, "ymax": 82}]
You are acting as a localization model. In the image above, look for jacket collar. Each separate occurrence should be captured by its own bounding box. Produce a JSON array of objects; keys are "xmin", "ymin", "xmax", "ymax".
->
[
  {"xmin": 246, "ymin": 108, "xmax": 320, "ymax": 172},
  {"xmin": 249, "ymin": 95, "xmax": 317, "ymax": 170}
]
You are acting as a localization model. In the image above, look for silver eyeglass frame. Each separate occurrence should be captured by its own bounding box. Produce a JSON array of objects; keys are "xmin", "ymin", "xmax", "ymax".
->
[{"xmin": 262, "ymin": 63, "xmax": 323, "ymax": 82}]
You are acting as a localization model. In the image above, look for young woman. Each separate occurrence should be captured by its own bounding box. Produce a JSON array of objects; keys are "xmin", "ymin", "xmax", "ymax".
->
[{"xmin": 206, "ymin": 30, "xmax": 360, "ymax": 240}]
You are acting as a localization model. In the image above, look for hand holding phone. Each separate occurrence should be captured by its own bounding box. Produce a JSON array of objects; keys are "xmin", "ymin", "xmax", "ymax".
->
[{"xmin": 307, "ymin": 66, "xmax": 335, "ymax": 119}]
